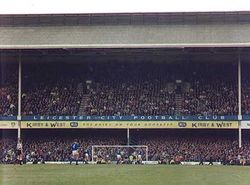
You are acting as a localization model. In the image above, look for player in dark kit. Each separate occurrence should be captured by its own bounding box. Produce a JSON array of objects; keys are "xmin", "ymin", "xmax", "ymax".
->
[
  {"xmin": 199, "ymin": 154, "xmax": 204, "ymax": 165},
  {"xmin": 70, "ymin": 140, "xmax": 80, "ymax": 165},
  {"xmin": 208, "ymin": 156, "xmax": 213, "ymax": 165}
]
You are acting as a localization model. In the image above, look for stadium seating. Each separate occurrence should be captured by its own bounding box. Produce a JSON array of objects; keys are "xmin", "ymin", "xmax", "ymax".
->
[
  {"xmin": 0, "ymin": 61, "xmax": 249, "ymax": 116},
  {"xmin": 0, "ymin": 64, "xmax": 18, "ymax": 116}
]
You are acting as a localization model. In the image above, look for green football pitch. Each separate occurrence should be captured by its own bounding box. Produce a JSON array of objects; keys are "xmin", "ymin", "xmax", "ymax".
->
[{"xmin": 0, "ymin": 165, "xmax": 250, "ymax": 185}]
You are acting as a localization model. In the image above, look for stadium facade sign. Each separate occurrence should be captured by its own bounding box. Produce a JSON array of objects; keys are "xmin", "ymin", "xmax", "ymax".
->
[
  {"xmin": 243, "ymin": 115, "xmax": 250, "ymax": 120},
  {"xmin": 0, "ymin": 116, "xmax": 17, "ymax": 120},
  {"xmin": 21, "ymin": 121, "xmax": 238, "ymax": 129},
  {"xmin": 21, "ymin": 115, "xmax": 238, "ymax": 121},
  {"xmin": 241, "ymin": 121, "xmax": 250, "ymax": 129}
]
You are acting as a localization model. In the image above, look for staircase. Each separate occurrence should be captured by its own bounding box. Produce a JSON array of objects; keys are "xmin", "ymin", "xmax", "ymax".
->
[
  {"xmin": 175, "ymin": 94, "xmax": 183, "ymax": 115},
  {"xmin": 78, "ymin": 94, "xmax": 90, "ymax": 115}
]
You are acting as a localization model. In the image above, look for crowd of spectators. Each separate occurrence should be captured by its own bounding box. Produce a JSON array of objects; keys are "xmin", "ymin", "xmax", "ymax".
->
[
  {"xmin": 21, "ymin": 64, "xmax": 84, "ymax": 116},
  {"xmin": 0, "ymin": 86, "xmax": 17, "ymax": 116},
  {"xmin": 138, "ymin": 136, "xmax": 250, "ymax": 164},
  {"xmin": 85, "ymin": 63, "xmax": 176, "ymax": 116},
  {"xmin": 242, "ymin": 82, "xmax": 250, "ymax": 115},
  {"xmin": 242, "ymin": 63, "xmax": 250, "ymax": 115},
  {"xmin": 0, "ymin": 133, "xmax": 125, "ymax": 163},
  {"xmin": 1, "ymin": 130, "xmax": 250, "ymax": 165},
  {"xmin": 0, "ymin": 63, "xmax": 18, "ymax": 116},
  {"xmin": 0, "ymin": 61, "xmax": 249, "ymax": 116},
  {"xmin": 85, "ymin": 62, "xmax": 240, "ymax": 116},
  {"xmin": 21, "ymin": 80, "xmax": 81, "ymax": 116},
  {"xmin": 181, "ymin": 64, "xmax": 238, "ymax": 115}
]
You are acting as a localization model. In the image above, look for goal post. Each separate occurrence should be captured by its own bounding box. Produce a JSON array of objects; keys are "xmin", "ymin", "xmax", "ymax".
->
[{"xmin": 91, "ymin": 145, "xmax": 149, "ymax": 162}]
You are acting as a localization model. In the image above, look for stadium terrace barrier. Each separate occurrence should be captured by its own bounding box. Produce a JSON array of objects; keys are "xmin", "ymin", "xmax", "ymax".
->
[
  {"xmin": 0, "ymin": 116, "xmax": 17, "ymax": 129},
  {"xmin": 0, "ymin": 121, "xmax": 18, "ymax": 129},
  {"xmin": 241, "ymin": 121, "xmax": 250, "ymax": 129},
  {"xmin": 0, "ymin": 116, "xmax": 17, "ymax": 120},
  {"xmin": 19, "ymin": 115, "xmax": 240, "ymax": 129},
  {"xmin": 22, "ymin": 115, "xmax": 238, "ymax": 121},
  {"xmin": 20, "ymin": 121, "xmax": 239, "ymax": 129},
  {"xmin": 2, "ymin": 115, "xmax": 250, "ymax": 129},
  {"xmin": 243, "ymin": 115, "xmax": 250, "ymax": 120}
]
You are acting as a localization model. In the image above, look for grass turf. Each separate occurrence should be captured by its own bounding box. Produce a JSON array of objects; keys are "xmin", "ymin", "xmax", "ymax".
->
[{"xmin": 0, "ymin": 164, "xmax": 250, "ymax": 185}]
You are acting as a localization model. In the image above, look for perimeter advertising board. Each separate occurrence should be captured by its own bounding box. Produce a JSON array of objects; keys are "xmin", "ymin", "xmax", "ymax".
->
[
  {"xmin": 241, "ymin": 121, "xmax": 250, "ymax": 129},
  {"xmin": 0, "ymin": 121, "xmax": 18, "ymax": 129},
  {"xmin": 0, "ymin": 116, "xmax": 240, "ymax": 129},
  {"xmin": 21, "ymin": 121, "xmax": 238, "ymax": 129}
]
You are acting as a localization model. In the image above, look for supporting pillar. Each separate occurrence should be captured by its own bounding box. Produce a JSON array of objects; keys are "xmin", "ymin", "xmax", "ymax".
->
[
  {"xmin": 127, "ymin": 128, "xmax": 130, "ymax": 146},
  {"xmin": 17, "ymin": 52, "xmax": 22, "ymax": 140},
  {"xmin": 238, "ymin": 52, "xmax": 242, "ymax": 148}
]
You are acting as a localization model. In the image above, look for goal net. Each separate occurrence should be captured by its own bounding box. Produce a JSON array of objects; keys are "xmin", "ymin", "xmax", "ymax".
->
[{"xmin": 91, "ymin": 145, "xmax": 148, "ymax": 163}]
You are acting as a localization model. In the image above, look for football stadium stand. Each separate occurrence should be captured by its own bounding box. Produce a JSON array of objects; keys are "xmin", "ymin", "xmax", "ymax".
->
[
  {"xmin": 1, "ymin": 61, "xmax": 249, "ymax": 116},
  {"xmin": 1, "ymin": 13, "xmax": 250, "ymax": 168}
]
